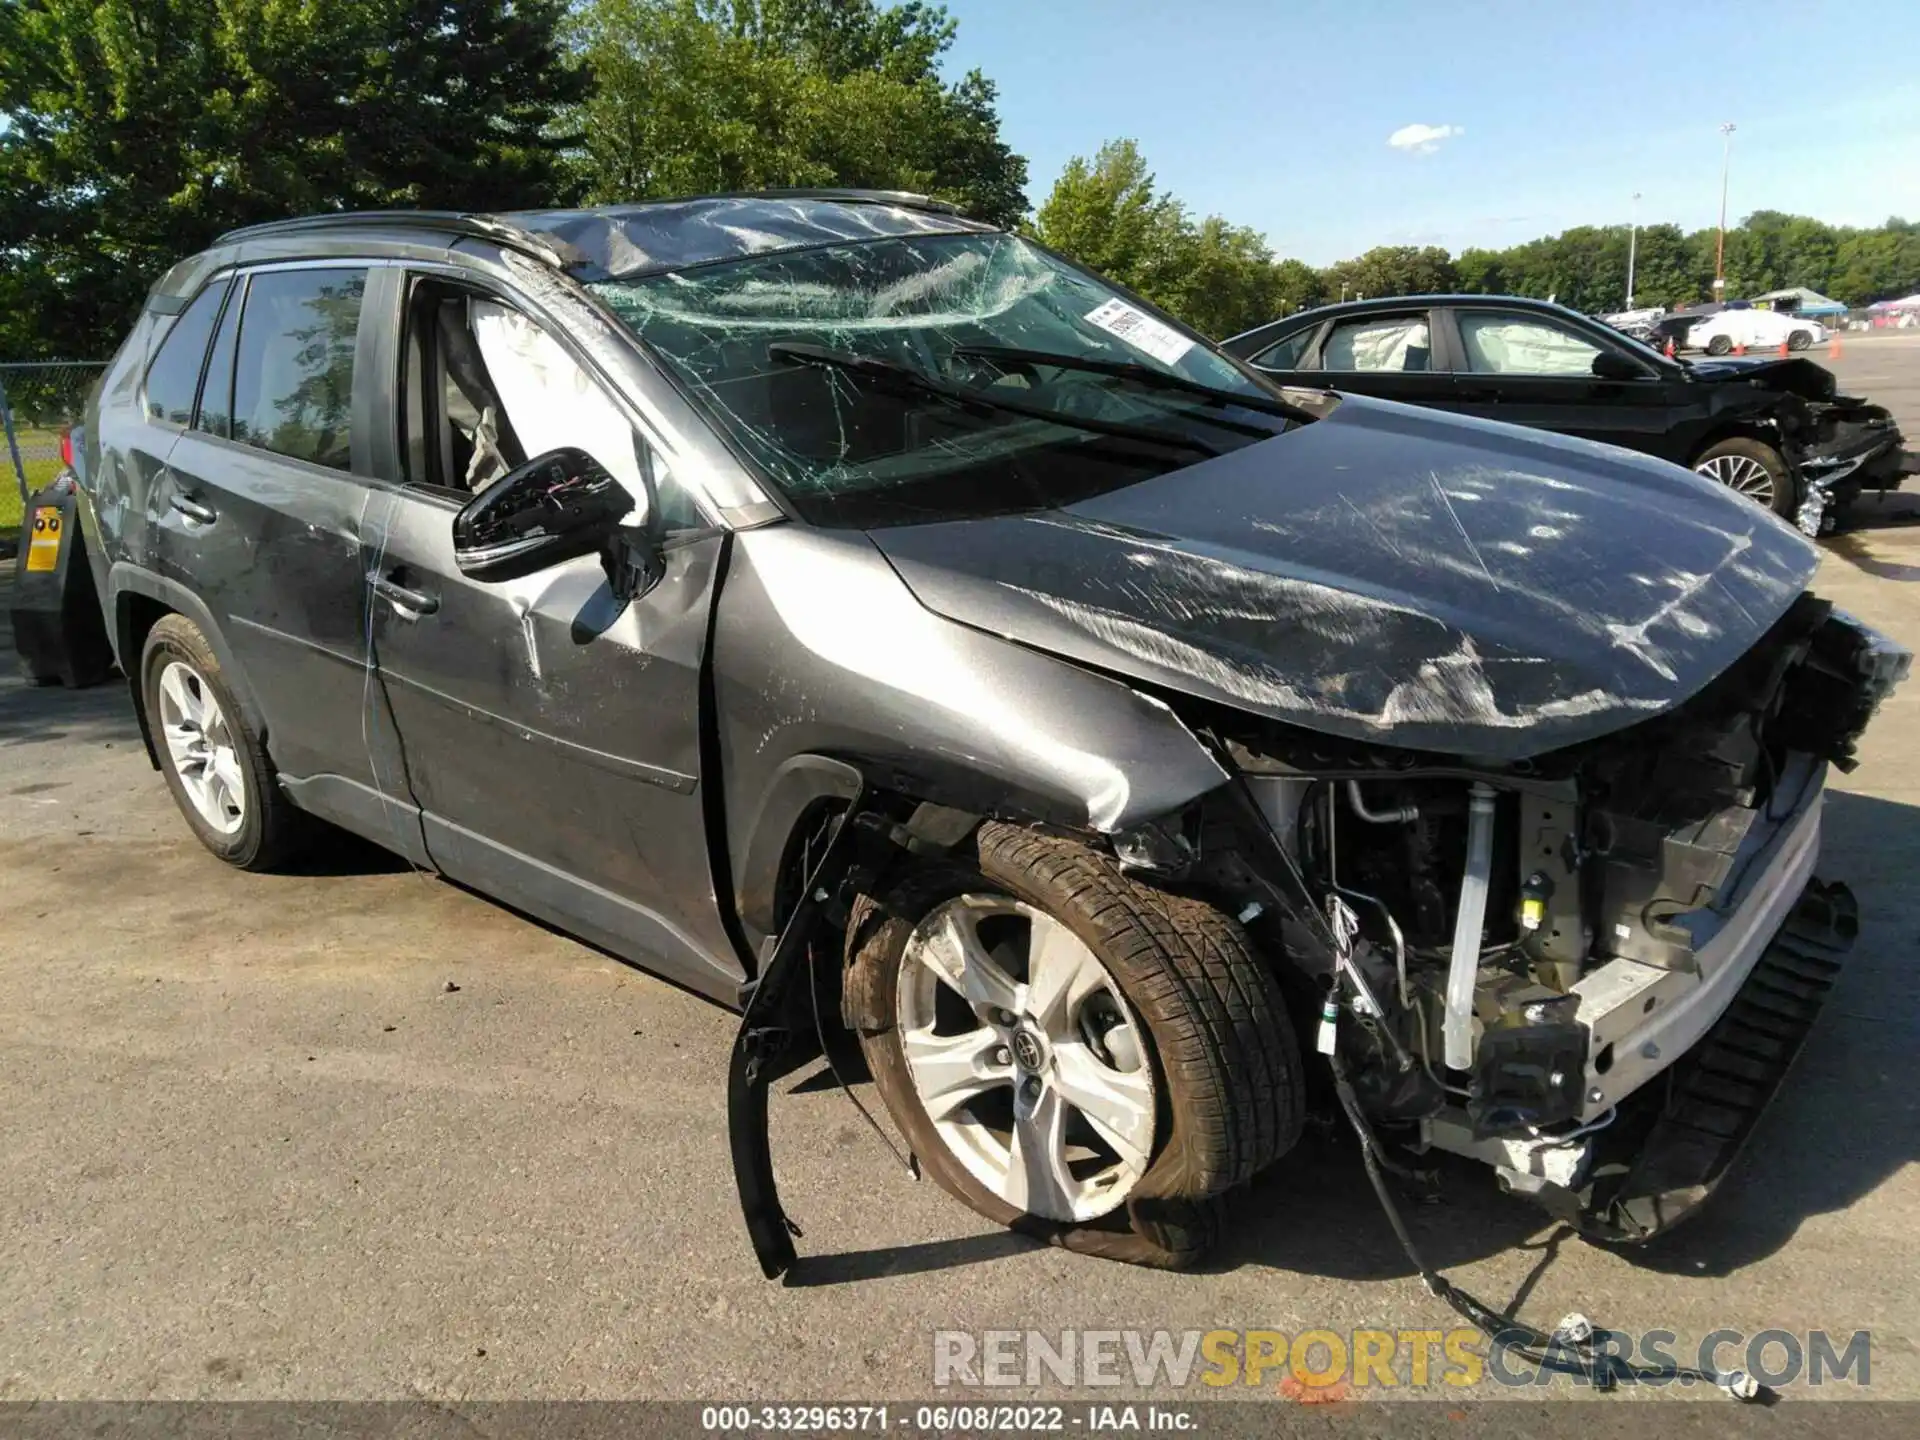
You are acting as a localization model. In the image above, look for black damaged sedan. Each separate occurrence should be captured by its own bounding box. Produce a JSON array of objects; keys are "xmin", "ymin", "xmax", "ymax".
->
[
  {"xmin": 1224, "ymin": 294, "xmax": 1912, "ymax": 534},
  {"xmin": 72, "ymin": 193, "xmax": 1909, "ymax": 1276}
]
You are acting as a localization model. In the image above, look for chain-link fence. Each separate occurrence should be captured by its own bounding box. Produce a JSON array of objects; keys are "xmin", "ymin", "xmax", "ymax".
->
[{"xmin": 1, "ymin": 361, "xmax": 109, "ymax": 516}]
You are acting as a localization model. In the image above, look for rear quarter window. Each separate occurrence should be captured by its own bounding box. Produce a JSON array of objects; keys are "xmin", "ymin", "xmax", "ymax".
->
[
  {"xmin": 143, "ymin": 280, "xmax": 231, "ymax": 426},
  {"xmin": 1249, "ymin": 328, "xmax": 1315, "ymax": 370},
  {"xmin": 196, "ymin": 282, "xmax": 242, "ymax": 439}
]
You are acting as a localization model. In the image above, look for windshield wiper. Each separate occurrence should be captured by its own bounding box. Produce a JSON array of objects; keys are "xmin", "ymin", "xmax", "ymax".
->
[
  {"xmin": 951, "ymin": 344, "xmax": 1314, "ymax": 426},
  {"xmin": 766, "ymin": 342, "xmax": 1222, "ymax": 457}
]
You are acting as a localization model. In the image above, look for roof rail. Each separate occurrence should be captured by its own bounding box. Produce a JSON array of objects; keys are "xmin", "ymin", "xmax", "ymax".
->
[
  {"xmin": 216, "ymin": 190, "xmax": 970, "ymax": 250},
  {"xmin": 215, "ymin": 210, "xmax": 481, "ymax": 244},
  {"xmin": 213, "ymin": 209, "xmax": 571, "ymax": 267},
  {"xmin": 666, "ymin": 187, "xmax": 969, "ymax": 217}
]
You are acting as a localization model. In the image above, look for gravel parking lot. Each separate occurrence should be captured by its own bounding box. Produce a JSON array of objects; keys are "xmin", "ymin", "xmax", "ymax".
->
[{"xmin": 2, "ymin": 336, "xmax": 1917, "ymax": 1406}]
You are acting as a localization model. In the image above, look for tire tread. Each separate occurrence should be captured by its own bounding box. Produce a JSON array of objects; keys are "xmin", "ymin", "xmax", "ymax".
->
[{"xmin": 143, "ymin": 613, "xmax": 309, "ymax": 871}]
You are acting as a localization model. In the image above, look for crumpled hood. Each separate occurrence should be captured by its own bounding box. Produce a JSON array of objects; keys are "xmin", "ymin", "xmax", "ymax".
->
[
  {"xmin": 866, "ymin": 394, "xmax": 1820, "ymax": 761},
  {"xmin": 1683, "ymin": 354, "xmax": 1838, "ymax": 401}
]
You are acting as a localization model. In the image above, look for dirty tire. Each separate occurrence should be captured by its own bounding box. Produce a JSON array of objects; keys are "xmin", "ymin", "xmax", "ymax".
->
[
  {"xmin": 1787, "ymin": 329, "xmax": 1812, "ymax": 351},
  {"xmin": 845, "ymin": 822, "xmax": 1302, "ymax": 1269},
  {"xmin": 141, "ymin": 613, "xmax": 309, "ymax": 871},
  {"xmin": 1693, "ymin": 435, "xmax": 1797, "ymax": 520},
  {"xmin": 1706, "ymin": 334, "xmax": 1733, "ymax": 356}
]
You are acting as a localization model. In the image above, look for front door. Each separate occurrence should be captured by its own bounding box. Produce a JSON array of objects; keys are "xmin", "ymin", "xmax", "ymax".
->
[
  {"xmin": 363, "ymin": 273, "xmax": 741, "ymax": 1000},
  {"xmin": 1438, "ymin": 307, "xmax": 1684, "ymax": 460}
]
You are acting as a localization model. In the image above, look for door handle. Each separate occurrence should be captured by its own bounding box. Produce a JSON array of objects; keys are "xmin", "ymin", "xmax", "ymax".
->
[
  {"xmin": 368, "ymin": 571, "xmax": 440, "ymax": 619},
  {"xmin": 169, "ymin": 493, "xmax": 218, "ymax": 526}
]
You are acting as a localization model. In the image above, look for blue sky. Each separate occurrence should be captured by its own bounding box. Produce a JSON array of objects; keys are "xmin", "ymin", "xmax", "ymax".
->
[{"xmin": 942, "ymin": 0, "xmax": 1920, "ymax": 265}]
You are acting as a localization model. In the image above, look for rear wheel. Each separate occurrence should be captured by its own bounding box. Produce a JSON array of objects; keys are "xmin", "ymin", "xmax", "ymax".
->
[
  {"xmin": 845, "ymin": 823, "xmax": 1302, "ymax": 1268},
  {"xmin": 1787, "ymin": 329, "xmax": 1813, "ymax": 351},
  {"xmin": 1705, "ymin": 334, "xmax": 1733, "ymax": 356},
  {"xmin": 1694, "ymin": 437, "xmax": 1797, "ymax": 520},
  {"xmin": 142, "ymin": 614, "xmax": 308, "ymax": 870}
]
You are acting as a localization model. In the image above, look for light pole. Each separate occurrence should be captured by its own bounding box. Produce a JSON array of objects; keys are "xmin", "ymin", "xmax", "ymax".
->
[
  {"xmin": 1714, "ymin": 122, "xmax": 1736, "ymax": 297},
  {"xmin": 1626, "ymin": 191, "xmax": 1641, "ymax": 309}
]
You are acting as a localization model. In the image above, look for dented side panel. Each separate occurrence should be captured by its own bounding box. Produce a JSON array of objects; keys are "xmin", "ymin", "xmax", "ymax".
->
[
  {"xmin": 870, "ymin": 394, "xmax": 1822, "ymax": 760},
  {"xmin": 712, "ymin": 525, "xmax": 1229, "ymax": 941}
]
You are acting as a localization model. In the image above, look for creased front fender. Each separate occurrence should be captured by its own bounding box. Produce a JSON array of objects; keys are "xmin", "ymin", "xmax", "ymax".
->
[{"xmin": 712, "ymin": 526, "xmax": 1229, "ymax": 942}]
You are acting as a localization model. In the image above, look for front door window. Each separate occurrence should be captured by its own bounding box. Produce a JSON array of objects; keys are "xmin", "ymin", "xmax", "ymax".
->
[{"xmin": 1457, "ymin": 313, "xmax": 1604, "ymax": 376}]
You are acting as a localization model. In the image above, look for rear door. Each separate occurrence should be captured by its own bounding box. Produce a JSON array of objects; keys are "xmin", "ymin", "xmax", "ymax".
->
[
  {"xmin": 360, "ymin": 267, "xmax": 742, "ymax": 999},
  {"xmin": 152, "ymin": 263, "xmax": 411, "ymax": 826},
  {"xmin": 1301, "ymin": 308, "xmax": 1450, "ymax": 408},
  {"xmin": 1439, "ymin": 306, "xmax": 1686, "ymax": 458}
]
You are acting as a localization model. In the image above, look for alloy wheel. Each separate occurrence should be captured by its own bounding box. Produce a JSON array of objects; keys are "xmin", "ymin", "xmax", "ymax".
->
[
  {"xmin": 1696, "ymin": 453, "xmax": 1776, "ymax": 507},
  {"xmin": 896, "ymin": 894, "xmax": 1156, "ymax": 1222},
  {"xmin": 156, "ymin": 659, "xmax": 246, "ymax": 835}
]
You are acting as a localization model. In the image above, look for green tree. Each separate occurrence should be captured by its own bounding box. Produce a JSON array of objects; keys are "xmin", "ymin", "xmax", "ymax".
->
[
  {"xmin": 1034, "ymin": 139, "xmax": 1310, "ymax": 337},
  {"xmin": 1320, "ymin": 245, "xmax": 1458, "ymax": 302},
  {"xmin": 1626, "ymin": 224, "xmax": 1693, "ymax": 308},
  {"xmin": 568, "ymin": 0, "xmax": 1027, "ymax": 225},
  {"xmin": 1170, "ymin": 216, "xmax": 1286, "ymax": 339},
  {"xmin": 1454, "ymin": 247, "xmax": 1507, "ymax": 295},
  {"xmin": 0, "ymin": 0, "xmax": 584, "ymax": 359},
  {"xmin": 1031, "ymin": 139, "xmax": 1190, "ymax": 307},
  {"xmin": 1270, "ymin": 257, "xmax": 1325, "ymax": 316},
  {"xmin": 1830, "ymin": 219, "xmax": 1920, "ymax": 305}
]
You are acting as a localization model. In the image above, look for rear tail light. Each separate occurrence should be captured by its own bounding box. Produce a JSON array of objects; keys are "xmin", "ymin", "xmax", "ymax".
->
[{"xmin": 59, "ymin": 428, "xmax": 74, "ymax": 468}]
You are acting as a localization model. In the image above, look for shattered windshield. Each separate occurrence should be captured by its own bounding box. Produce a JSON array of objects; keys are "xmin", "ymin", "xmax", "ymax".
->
[{"xmin": 591, "ymin": 232, "xmax": 1298, "ymax": 526}]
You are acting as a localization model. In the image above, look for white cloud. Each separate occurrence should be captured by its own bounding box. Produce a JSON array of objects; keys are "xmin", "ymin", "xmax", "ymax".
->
[{"xmin": 1388, "ymin": 123, "xmax": 1463, "ymax": 155}]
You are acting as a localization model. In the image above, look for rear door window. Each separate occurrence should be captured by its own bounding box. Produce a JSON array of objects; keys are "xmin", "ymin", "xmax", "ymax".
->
[
  {"xmin": 143, "ymin": 280, "xmax": 231, "ymax": 426},
  {"xmin": 231, "ymin": 268, "xmax": 368, "ymax": 470},
  {"xmin": 1322, "ymin": 314, "xmax": 1433, "ymax": 371}
]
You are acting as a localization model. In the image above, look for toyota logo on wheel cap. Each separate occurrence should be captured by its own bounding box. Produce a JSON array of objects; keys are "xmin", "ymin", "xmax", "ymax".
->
[{"xmin": 1011, "ymin": 1029, "xmax": 1045, "ymax": 1072}]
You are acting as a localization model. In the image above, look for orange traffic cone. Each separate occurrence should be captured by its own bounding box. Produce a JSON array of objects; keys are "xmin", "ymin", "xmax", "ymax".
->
[
  {"xmin": 1734, "ymin": 341, "xmax": 1745, "ymax": 355},
  {"xmin": 1779, "ymin": 340, "xmax": 1790, "ymax": 357},
  {"xmin": 1665, "ymin": 336, "xmax": 1676, "ymax": 358},
  {"xmin": 1829, "ymin": 332, "xmax": 1844, "ymax": 359}
]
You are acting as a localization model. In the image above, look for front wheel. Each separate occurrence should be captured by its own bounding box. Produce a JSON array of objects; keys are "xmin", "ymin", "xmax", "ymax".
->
[
  {"xmin": 1694, "ymin": 437, "xmax": 1797, "ymax": 520},
  {"xmin": 845, "ymin": 823, "xmax": 1302, "ymax": 1268},
  {"xmin": 1788, "ymin": 329, "xmax": 1813, "ymax": 351},
  {"xmin": 1705, "ymin": 334, "xmax": 1733, "ymax": 356}
]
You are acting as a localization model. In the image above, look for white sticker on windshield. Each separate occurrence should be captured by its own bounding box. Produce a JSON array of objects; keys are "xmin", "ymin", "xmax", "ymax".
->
[{"xmin": 1082, "ymin": 298, "xmax": 1194, "ymax": 367}]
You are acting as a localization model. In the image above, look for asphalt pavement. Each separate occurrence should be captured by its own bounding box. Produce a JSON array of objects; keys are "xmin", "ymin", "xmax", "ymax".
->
[{"xmin": 1, "ymin": 335, "xmax": 1917, "ymax": 1406}]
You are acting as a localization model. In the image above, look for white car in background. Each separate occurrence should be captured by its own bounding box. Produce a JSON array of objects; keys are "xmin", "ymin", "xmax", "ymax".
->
[{"xmin": 1687, "ymin": 307, "xmax": 1827, "ymax": 355}]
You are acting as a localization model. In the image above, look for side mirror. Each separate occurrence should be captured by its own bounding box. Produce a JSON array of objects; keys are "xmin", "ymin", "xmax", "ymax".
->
[
  {"xmin": 453, "ymin": 447, "xmax": 635, "ymax": 584},
  {"xmin": 1591, "ymin": 351, "xmax": 1645, "ymax": 381}
]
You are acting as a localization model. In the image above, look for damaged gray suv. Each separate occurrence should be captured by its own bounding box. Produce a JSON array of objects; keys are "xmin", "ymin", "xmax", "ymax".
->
[{"xmin": 75, "ymin": 192, "xmax": 1909, "ymax": 1275}]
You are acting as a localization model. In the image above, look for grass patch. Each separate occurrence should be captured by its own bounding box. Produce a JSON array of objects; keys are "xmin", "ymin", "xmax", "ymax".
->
[
  {"xmin": 6, "ymin": 423, "xmax": 68, "ymax": 489},
  {"xmin": 4, "ymin": 427, "xmax": 68, "ymax": 547}
]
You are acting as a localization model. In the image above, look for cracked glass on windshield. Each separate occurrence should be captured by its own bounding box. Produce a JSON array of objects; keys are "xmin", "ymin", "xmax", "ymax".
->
[{"xmin": 591, "ymin": 231, "xmax": 1296, "ymax": 526}]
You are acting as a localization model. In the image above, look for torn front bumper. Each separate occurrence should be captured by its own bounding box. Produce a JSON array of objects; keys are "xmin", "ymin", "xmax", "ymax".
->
[
  {"xmin": 1795, "ymin": 414, "xmax": 1910, "ymax": 506},
  {"xmin": 1421, "ymin": 773, "xmax": 1859, "ymax": 1241},
  {"xmin": 1571, "ymin": 785, "xmax": 1825, "ymax": 1120},
  {"xmin": 1576, "ymin": 878, "xmax": 1855, "ymax": 1241}
]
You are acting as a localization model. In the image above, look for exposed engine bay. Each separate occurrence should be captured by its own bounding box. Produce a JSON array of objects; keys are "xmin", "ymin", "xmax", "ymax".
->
[{"xmin": 1189, "ymin": 593, "xmax": 1908, "ymax": 1236}]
